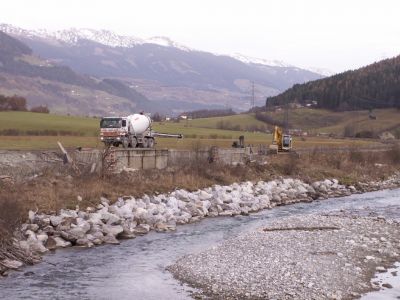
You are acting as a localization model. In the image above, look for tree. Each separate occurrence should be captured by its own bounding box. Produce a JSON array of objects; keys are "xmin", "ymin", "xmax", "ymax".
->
[
  {"xmin": 30, "ymin": 105, "xmax": 50, "ymax": 113},
  {"xmin": 0, "ymin": 94, "xmax": 27, "ymax": 111}
]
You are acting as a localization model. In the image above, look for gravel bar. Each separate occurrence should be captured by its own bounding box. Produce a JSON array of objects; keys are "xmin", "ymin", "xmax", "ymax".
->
[{"xmin": 169, "ymin": 214, "xmax": 400, "ymax": 299}]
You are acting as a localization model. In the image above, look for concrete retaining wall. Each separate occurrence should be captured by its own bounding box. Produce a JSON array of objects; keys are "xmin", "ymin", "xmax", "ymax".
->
[
  {"xmin": 73, "ymin": 147, "xmax": 251, "ymax": 172},
  {"xmin": 114, "ymin": 149, "xmax": 169, "ymax": 170}
]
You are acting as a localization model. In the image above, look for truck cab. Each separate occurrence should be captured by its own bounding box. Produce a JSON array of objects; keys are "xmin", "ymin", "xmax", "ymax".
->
[{"xmin": 100, "ymin": 117, "xmax": 129, "ymax": 147}]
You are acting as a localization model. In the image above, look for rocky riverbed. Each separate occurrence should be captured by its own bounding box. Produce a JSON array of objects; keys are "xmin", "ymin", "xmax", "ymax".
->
[
  {"xmin": 1, "ymin": 173, "xmax": 400, "ymax": 276},
  {"xmin": 168, "ymin": 214, "xmax": 400, "ymax": 299}
]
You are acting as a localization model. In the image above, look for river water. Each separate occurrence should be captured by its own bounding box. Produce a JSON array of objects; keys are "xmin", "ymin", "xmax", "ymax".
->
[{"xmin": 1, "ymin": 189, "xmax": 399, "ymax": 299}]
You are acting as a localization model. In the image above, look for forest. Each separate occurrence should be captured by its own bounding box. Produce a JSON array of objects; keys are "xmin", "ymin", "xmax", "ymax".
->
[{"xmin": 267, "ymin": 55, "xmax": 400, "ymax": 110}]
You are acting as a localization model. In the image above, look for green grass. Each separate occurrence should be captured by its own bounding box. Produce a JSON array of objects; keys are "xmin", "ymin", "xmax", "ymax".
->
[
  {"xmin": 0, "ymin": 110, "xmax": 392, "ymax": 150},
  {"xmin": 152, "ymin": 121, "xmax": 269, "ymax": 140},
  {"xmin": 0, "ymin": 111, "xmax": 272, "ymax": 150},
  {"xmin": 0, "ymin": 136, "xmax": 101, "ymax": 150},
  {"xmin": 0, "ymin": 111, "xmax": 99, "ymax": 136},
  {"xmin": 181, "ymin": 108, "xmax": 400, "ymax": 137},
  {"xmin": 187, "ymin": 113, "xmax": 266, "ymax": 130},
  {"xmin": 262, "ymin": 108, "xmax": 400, "ymax": 135},
  {"xmin": 317, "ymin": 109, "xmax": 400, "ymax": 135}
]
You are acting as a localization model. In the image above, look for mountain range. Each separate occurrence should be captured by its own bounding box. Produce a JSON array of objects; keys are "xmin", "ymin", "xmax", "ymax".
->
[{"xmin": 0, "ymin": 24, "xmax": 324, "ymax": 115}]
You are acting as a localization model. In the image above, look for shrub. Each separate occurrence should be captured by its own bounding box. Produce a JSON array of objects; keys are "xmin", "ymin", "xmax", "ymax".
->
[
  {"xmin": 349, "ymin": 149, "xmax": 365, "ymax": 164},
  {"xmin": 355, "ymin": 130, "xmax": 374, "ymax": 138},
  {"xmin": 0, "ymin": 95, "xmax": 27, "ymax": 111},
  {"xmin": 343, "ymin": 124, "xmax": 355, "ymax": 137},
  {"xmin": 388, "ymin": 144, "xmax": 400, "ymax": 164},
  {"xmin": 281, "ymin": 153, "xmax": 300, "ymax": 175},
  {"xmin": 0, "ymin": 196, "xmax": 24, "ymax": 239},
  {"xmin": 0, "ymin": 129, "xmax": 21, "ymax": 136},
  {"xmin": 30, "ymin": 106, "xmax": 50, "ymax": 113}
]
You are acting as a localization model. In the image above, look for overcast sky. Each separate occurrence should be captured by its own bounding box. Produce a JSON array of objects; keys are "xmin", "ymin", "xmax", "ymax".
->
[{"xmin": 1, "ymin": 0, "xmax": 399, "ymax": 72}]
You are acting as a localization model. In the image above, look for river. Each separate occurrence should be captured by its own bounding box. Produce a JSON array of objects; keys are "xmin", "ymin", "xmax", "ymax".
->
[{"xmin": 1, "ymin": 188, "xmax": 399, "ymax": 299}]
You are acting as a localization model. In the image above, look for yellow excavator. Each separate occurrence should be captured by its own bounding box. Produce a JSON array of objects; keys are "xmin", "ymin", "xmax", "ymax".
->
[{"xmin": 269, "ymin": 126, "xmax": 292, "ymax": 154}]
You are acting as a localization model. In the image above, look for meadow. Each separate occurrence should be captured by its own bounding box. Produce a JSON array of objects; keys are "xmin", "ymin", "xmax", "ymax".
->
[{"xmin": 0, "ymin": 109, "xmax": 395, "ymax": 150}]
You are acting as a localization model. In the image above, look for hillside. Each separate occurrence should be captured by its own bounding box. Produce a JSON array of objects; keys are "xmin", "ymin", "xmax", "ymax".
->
[
  {"xmin": 0, "ymin": 24, "xmax": 323, "ymax": 111},
  {"xmin": 0, "ymin": 31, "xmax": 159, "ymax": 115},
  {"xmin": 267, "ymin": 55, "xmax": 400, "ymax": 110},
  {"xmin": 184, "ymin": 108, "xmax": 400, "ymax": 138}
]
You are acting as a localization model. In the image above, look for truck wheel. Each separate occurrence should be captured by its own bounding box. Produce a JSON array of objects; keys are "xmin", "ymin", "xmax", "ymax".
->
[
  {"xmin": 147, "ymin": 138, "xmax": 154, "ymax": 148},
  {"xmin": 113, "ymin": 142, "xmax": 119, "ymax": 147},
  {"xmin": 122, "ymin": 138, "xmax": 129, "ymax": 148},
  {"xmin": 142, "ymin": 138, "xmax": 149, "ymax": 148},
  {"xmin": 130, "ymin": 137, "xmax": 138, "ymax": 148}
]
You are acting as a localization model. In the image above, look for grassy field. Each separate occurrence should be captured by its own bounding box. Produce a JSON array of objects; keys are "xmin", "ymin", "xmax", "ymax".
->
[
  {"xmin": 187, "ymin": 114, "xmax": 266, "ymax": 130},
  {"xmin": 0, "ymin": 111, "xmax": 273, "ymax": 150},
  {"xmin": 262, "ymin": 108, "xmax": 400, "ymax": 136},
  {"xmin": 188, "ymin": 108, "xmax": 400, "ymax": 137},
  {"xmin": 0, "ymin": 111, "xmax": 99, "ymax": 136},
  {"xmin": 317, "ymin": 109, "xmax": 400, "ymax": 135},
  {"xmin": 0, "ymin": 111, "xmax": 392, "ymax": 150},
  {"xmin": 0, "ymin": 136, "xmax": 101, "ymax": 150}
]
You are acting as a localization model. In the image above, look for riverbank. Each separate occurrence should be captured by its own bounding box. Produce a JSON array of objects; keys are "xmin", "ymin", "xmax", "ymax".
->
[
  {"xmin": 1, "ymin": 170, "xmax": 400, "ymax": 277},
  {"xmin": 169, "ymin": 213, "xmax": 400, "ymax": 299},
  {"xmin": 1, "ymin": 189, "xmax": 399, "ymax": 299}
]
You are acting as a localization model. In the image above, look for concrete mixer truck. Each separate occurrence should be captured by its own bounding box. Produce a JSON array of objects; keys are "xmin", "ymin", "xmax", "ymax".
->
[{"xmin": 100, "ymin": 113, "xmax": 182, "ymax": 148}]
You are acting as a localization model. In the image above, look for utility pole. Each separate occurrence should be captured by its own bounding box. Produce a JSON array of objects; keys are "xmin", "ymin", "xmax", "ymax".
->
[
  {"xmin": 251, "ymin": 81, "xmax": 255, "ymax": 110},
  {"xmin": 284, "ymin": 99, "xmax": 289, "ymax": 133}
]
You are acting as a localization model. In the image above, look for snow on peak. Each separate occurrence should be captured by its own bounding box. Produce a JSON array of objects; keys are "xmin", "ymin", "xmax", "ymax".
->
[
  {"xmin": 0, "ymin": 23, "xmax": 332, "ymax": 76},
  {"xmin": 144, "ymin": 36, "xmax": 191, "ymax": 51},
  {"xmin": 0, "ymin": 23, "xmax": 192, "ymax": 50},
  {"xmin": 0, "ymin": 24, "xmax": 145, "ymax": 47},
  {"xmin": 306, "ymin": 67, "xmax": 335, "ymax": 77},
  {"xmin": 232, "ymin": 53, "xmax": 293, "ymax": 68},
  {"xmin": 232, "ymin": 53, "xmax": 332, "ymax": 76},
  {"xmin": 51, "ymin": 28, "xmax": 145, "ymax": 47}
]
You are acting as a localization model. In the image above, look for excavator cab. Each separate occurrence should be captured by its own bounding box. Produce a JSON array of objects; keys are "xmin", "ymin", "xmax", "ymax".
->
[
  {"xmin": 282, "ymin": 134, "xmax": 292, "ymax": 151},
  {"xmin": 269, "ymin": 126, "xmax": 292, "ymax": 154}
]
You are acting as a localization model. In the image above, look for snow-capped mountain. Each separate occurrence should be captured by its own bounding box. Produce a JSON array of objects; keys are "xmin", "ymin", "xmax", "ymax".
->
[
  {"xmin": 0, "ymin": 23, "xmax": 324, "ymax": 73},
  {"xmin": 306, "ymin": 67, "xmax": 335, "ymax": 77},
  {"xmin": 232, "ymin": 53, "xmax": 293, "ymax": 68},
  {"xmin": 0, "ymin": 23, "xmax": 325, "ymax": 112},
  {"xmin": 0, "ymin": 23, "xmax": 191, "ymax": 50}
]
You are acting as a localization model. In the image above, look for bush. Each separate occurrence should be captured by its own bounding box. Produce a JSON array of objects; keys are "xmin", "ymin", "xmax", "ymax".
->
[
  {"xmin": 393, "ymin": 128, "xmax": 400, "ymax": 139},
  {"xmin": 355, "ymin": 130, "xmax": 374, "ymax": 138},
  {"xmin": 282, "ymin": 153, "xmax": 300, "ymax": 175},
  {"xmin": 30, "ymin": 106, "xmax": 50, "ymax": 113},
  {"xmin": 0, "ymin": 129, "xmax": 21, "ymax": 136},
  {"xmin": 388, "ymin": 144, "xmax": 400, "ymax": 164},
  {"xmin": 182, "ymin": 108, "xmax": 236, "ymax": 119},
  {"xmin": 349, "ymin": 149, "xmax": 365, "ymax": 164},
  {"xmin": 0, "ymin": 129, "xmax": 84, "ymax": 136},
  {"xmin": 0, "ymin": 196, "xmax": 24, "ymax": 239},
  {"xmin": 255, "ymin": 112, "xmax": 285, "ymax": 127},
  {"xmin": 0, "ymin": 95, "xmax": 27, "ymax": 111},
  {"xmin": 343, "ymin": 124, "xmax": 355, "ymax": 138}
]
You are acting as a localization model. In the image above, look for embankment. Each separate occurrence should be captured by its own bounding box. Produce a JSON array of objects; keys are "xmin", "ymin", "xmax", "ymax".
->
[{"xmin": 1, "ymin": 171, "xmax": 400, "ymax": 276}]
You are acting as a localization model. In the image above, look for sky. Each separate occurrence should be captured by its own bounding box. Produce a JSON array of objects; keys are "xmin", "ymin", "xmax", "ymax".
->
[{"xmin": 1, "ymin": 0, "xmax": 399, "ymax": 73}]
